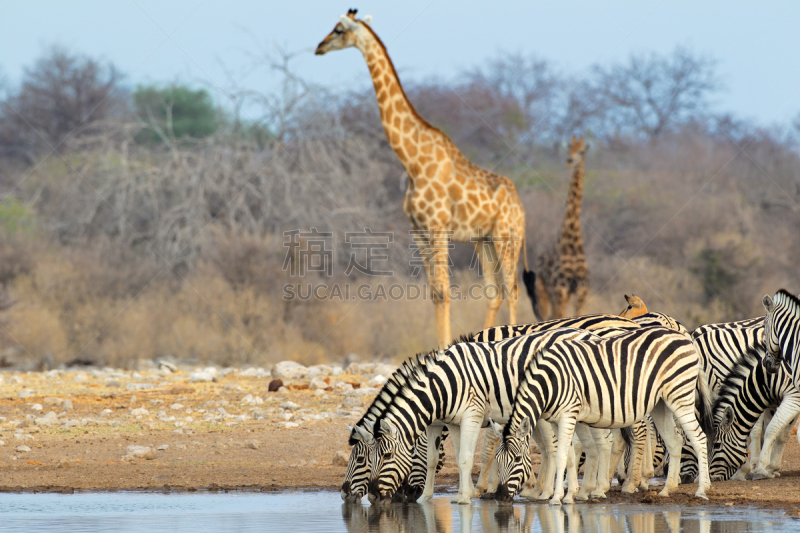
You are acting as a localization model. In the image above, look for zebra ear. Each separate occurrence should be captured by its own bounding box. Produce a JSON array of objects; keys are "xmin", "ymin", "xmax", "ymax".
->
[
  {"xmin": 489, "ymin": 418, "xmax": 503, "ymax": 439},
  {"xmin": 354, "ymin": 424, "xmax": 374, "ymax": 444},
  {"xmin": 380, "ymin": 419, "xmax": 399, "ymax": 439},
  {"xmin": 345, "ymin": 423, "xmax": 354, "ymax": 433},
  {"xmin": 763, "ymin": 295, "xmax": 775, "ymax": 314},
  {"xmin": 722, "ymin": 405, "xmax": 734, "ymax": 427},
  {"xmin": 516, "ymin": 417, "xmax": 532, "ymax": 441},
  {"xmin": 363, "ymin": 420, "xmax": 375, "ymax": 433}
]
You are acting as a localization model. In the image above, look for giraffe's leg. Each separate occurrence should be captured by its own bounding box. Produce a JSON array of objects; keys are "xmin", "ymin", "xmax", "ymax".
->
[
  {"xmin": 472, "ymin": 238, "xmax": 502, "ymax": 329},
  {"xmin": 550, "ymin": 284, "xmax": 568, "ymax": 320},
  {"xmin": 533, "ymin": 276, "xmax": 550, "ymax": 322},
  {"xmin": 424, "ymin": 231, "xmax": 452, "ymax": 346},
  {"xmin": 491, "ymin": 225, "xmax": 523, "ymax": 325}
]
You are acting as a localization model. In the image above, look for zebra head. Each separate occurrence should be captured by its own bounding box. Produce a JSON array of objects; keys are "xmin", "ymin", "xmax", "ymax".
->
[
  {"xmin": 709, "ymin": 403, "xmax": 744, "ymax": 481},
  {"xmin": 492, "ymin": 417, "xmax": 533, "ymax": 502},
  {"xmin": 762, "ymin": 291, "xmax": 800, "ymax": 379},
  {"xmin": 342, "ymin": 423, "xmax": 375, "ymax": 502},
  {"xmin": 368, "ymin": 419, "xmax": 414, "ymax": 504}
]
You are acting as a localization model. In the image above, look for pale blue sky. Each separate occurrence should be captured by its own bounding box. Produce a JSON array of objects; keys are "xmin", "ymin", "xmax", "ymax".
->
[{"xmin": 1, "ymin": 1, "xmax": 798, "ymax": 126}]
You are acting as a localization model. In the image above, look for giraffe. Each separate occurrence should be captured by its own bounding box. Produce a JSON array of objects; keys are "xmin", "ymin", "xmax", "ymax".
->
[
  {"xmin": 524, "ymin": 136, "xmax": 589, "ymax": 321},
  {"xmin": 316, "ymin": 10, "xmax": 530, "ymax": 346},
  {"xmin": 619, "ymin": 294, "xmax": 648, "ymax": 319}
]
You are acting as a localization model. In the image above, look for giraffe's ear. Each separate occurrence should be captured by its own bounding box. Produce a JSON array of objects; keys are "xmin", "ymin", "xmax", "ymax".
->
[
  {"xmin": 339, "ymin": 14, "xmax": 358, "ymax": 31},
  {"xmin": 362, "ymin": 14, "xmax": 373, "ymax": 26}
]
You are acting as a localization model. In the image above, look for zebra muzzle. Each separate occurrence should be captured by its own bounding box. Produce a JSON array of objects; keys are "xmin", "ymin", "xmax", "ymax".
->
[{"xmin": 494, "ymin": 483, "xmax": 513, "ymax": 503}]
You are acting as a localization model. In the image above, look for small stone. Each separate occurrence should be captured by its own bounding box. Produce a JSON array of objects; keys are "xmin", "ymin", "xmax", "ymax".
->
[
  {"xmin": 341, "ymin": 396, "xmax": 363, "ymax": 409},
  {"xmin": 332, "ymin": 366, "xmax": 343, "ymax": 376},
  {"xmin": 159, "ymin": 361, "xmax": 178, "ymax": 373},
  {"xmin": 34, "ymin": 412, "xmax": 59, "ymax": 427},
  {"xmin": 368, "ymin": 375, "xmax": 387, "ymax": 387},
  {"xmin": 277, "ymin": 422, "xmax": 299, "ymax": 429},
  {"xmin": 57, "ymin": 458, "xmax": 71, "ymax": 468},
  {"xmin": 130, "ymin": 408, "xmax": 149, "ymax": 417},
  {"xmin": 73, "ymin": 373, "xmax": 90, "ymax": 383},
  {"xmin": 62, "ymin": 400, "xmax": 73, "ymax": 412},
  {"xmin": 126, "ymin": 383, "xmax": 156, "ymax": 391},
  {"xmin": 157, "ymin": 444, "xmax": 169, "ymax": 451},
  {"xmin": 15, "ymin": 445, "xmax": 31, "ymax": 453},
  {"xmin": 272, "ymin": 361, "xmax": 308, "ymax": 380},
  {"xmin": 334, "ymin": 382, "xmax": 353, "ymax": 392},
  {"xmin": 0, "ymin": 440, "xmax": 4, "ymax": 446},
  {"xmin": 130, "ymin": 395, "xmax": 137, "ymax": 403},
  {"xmin": 268, "ymin": 379, "xmax": 283, "ymax": 392},
  {"xmin": 43, "ymin": 397, "xmax": 62, "ymax": 405},
  {"xmin": 280, "ymin": 401, "xmax": 301, "ymax": 411},
  {"xmin": 246, "ymin": 440, "xmax": 260, "ymax": 450},
  {"xmin": 333, "ymin": 451, "xmax": 349, "ymax": 466},
  {"xmin": 31, "ymin": 404, "xmax": 43, "ymax": 411},
  {"xmin": 190, "ymin": 372, "xmax": 216, "ymax": 383},
  {"xmin": 309, "ymin": 376, "xmax": 329, "ymax": 390},
  {"xmin": 170, "ymin": 403, "xmax": 184, "ymax": 410},
  {"xmin": 314, "ymin": 389, "xmax": 326, "ymax": 396},
  {"xmin": 123, "ymin": 445, "xmax": 157, "ymax": 460},
  {"xmin": 18, "ymin": 390, "xmax": 35, "ymax": 399}
]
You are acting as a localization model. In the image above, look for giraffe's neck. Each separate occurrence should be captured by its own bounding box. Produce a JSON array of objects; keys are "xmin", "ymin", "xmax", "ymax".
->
[
  {"xmin": 559, "ymin": 160, "xmax": 584, "ymax": 253},
  {"xmin": 358, "ymin": 29, "xmax": 431, "ymax": 166}
]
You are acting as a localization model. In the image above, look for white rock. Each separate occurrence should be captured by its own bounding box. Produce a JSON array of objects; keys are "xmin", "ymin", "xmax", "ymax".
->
[
  {"xmin": 122, "ymin": 445, "xmax": 156, "ymax": 460},
  {"xmin": 349, "ymin": 387, "xmax": 379, "ymax": 397},
  {"xmin": 309, "ymin": 377, "xmax": 329, "ymax": 390},
  {"xmin": 341, "ymin": 396, "xmax": 363, "ymax": 409},
  {"xmin": 314, "ymin": 389, "xmax": 326, "ymax": 396},
  {"xmin": 203, "ymin": 367, "xmax": 219, "ymax": 376},
  {"xmin": 73, "ymin": 373, "xmax": 90, "ymax": 383},
  {"xmin": 159, "ymin": 361, "xmax": 178, "ymax": 373},
  {"xmin": 367, "ymin": 375, "xmax": 387, "ymax": 387},
  {"xmin": 126, "ymin": 383, "xmax": 156, "ymax": 391},
  {"xmin": 18, "ymin": 390, "xmax": 35, "ymax": 399},
  {"xmin": 272, "ymin": 361, "xmax": 308, "ymax": 380},
  {"xmin": 277, "ymin": 422, "xmax": 300, "ymax": 429},
  {"xmin": 31, "ymin": 404, "xmax": 43, "ymax": 411},
  {"xmin": 34, "ymin": 412, "xmax": 59, "ymax": 426},
  {"xmin": 15, "ymin": 445, "xmax": 31, "ymax": 453},
  {"xmin": 306, "ymin": 365, "xmax": 332, "ymax": 378},
  {"xmin": 100, "ymin": 409, "xmax": 113, "ymax": 417},
  {"xmin": 63, "ymin": 420, "xmax": 80, "ymax": 428},
  {"xmin": 130, "ymin": 408, "xmax": 149, "ymax": 417},
  {"xmin": 332, "ymin": 366, "xmax": 344, "ymax": 376},
  {"xmin": 189, "ymin": 372, "xmax": 216, "ymax": 383},
  {"xmin": 374, "ymin": 363, "xmax": 398, "ymax": 377},
  {"xmin": 334, "ymin": 382, "xmax": 353, "ymax": 392},
  {"xmin": 157, "ymin": 444, "xmax": 169, "ymax": 451},
  {"xmin": 170, "ymin": 403, "xmax": 184, "ymax": 410},
  {"xmin": 280, "ymin": 401, "xmax": 301, "ymax": 411},
  {"xmin": 0, "ymin": 440, "xmax": 4, "ymax": 446},
  {"xmin": 62, "ymin": 400, "xmax": 73, "ymax": 412}
]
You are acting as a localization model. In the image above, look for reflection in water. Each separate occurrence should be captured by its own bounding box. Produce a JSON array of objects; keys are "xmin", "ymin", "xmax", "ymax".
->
[{"xmin": 342, "ymin": 499, "xmax": 786, "ymax": 533}]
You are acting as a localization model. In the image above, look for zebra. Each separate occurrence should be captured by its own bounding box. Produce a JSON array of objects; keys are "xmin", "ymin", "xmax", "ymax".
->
[
  {"xmin": 347, "ymin": 313, "xmax": 646, "ymax": 504},
  {"xmin": 366, "ymin": 326, "xmax": 633, "ymax": 504},
  {"xmin": 341, "ymin": 427, "xmax": 448, "ymax": 502},
  {"xmin": 764, "ymin": 290, "xmax": 800, "ymax": 388},
  {"xmin": 492, "ymin": 326, "xmax": 714, "ymax": 503},
  {"xmin": 710, "ymin": 347, "xmax": 800, "ymax": 481}
]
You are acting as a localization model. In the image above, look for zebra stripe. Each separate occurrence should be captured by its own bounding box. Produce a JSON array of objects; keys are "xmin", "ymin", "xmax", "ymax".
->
[
  {"xmin": 710, "ymin": 347, "xmax": 800, "ymax": 481},
  {"xmin": 764, "ymin": 290, "xmax": 800, "ymax": 389},
  {"xmin": 494, "ymin": 326, "xmax": 713, "ymax": 503}
]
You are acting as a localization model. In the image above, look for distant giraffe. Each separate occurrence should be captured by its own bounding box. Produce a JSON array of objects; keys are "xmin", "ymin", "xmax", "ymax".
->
[
  {"xmin": 316, "ymin": 10, "xmax": 531, "ymax": 346},
  {"xmin": 525, "ymin": 136, "xmax": 589, "ymax": 321},
  {"xmin": 619, "ymin": 294, "xmax": 648, "ymax": 319}
]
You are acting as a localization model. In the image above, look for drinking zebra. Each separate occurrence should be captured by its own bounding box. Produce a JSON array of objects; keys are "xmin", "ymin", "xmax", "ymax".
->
[
  {"xmin": 492, "ymin": 326, "xmax": 713, "ymax": 503},
  {"xmin": 709, "ymin": 346, "xmax": 800, "ymax": 481}
]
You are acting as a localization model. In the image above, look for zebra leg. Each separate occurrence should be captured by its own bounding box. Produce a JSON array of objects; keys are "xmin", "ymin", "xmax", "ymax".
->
[
  {"xmin": 746, "ymin": 412, "xmax": 767, "ymax": 476},
  {"xmin": 641, "ymin": 421, "xmax": 655, "ymax": 489},
  {"xmin": 621, "ymin": 421, "xmax": 646, "ymax": 493},
  {"xmin": 574, "ymin": 424, "xmax": 598, "ymax": 501},
  {"xmin": 551, "ymin": 416, "xmax": 578, "ymax": 505},
  {"xmin": 565, "ymin": 437, "xmax": 580, "ymax": 504},
  {"xmin": 666, "ymin": 400, "xmax": 710, "ymax": 500},
  {"xmin": 608, "ymin": 429, "xmax": 626, "ymax": 483},
  {"xmin": 453, "ymin": 414, "xmax": 483, "ymax": 504},
  {"xmin": 418, "ymin": 425, "xmax": 445, "ymax": 503},
  {"xmin": 769, "ymin": 413, "xmax": 800, "ymax": 477},
  {"xmin": 475, "ymin": 428, "xmax": 500, "ymax": 495},
  {"xmin": 533, "ymin": 421, "xmax": 558, "ymax": 500},
  {"xmin": 590, "ymin": 428, "xmax": 612, "ymax": 498},
  {"xmin": 650, "ymin": 402, "xmax": 682, "ymax": 497},
  {"xmin": 751, "ymin": 401, "xmax": 800, "ymax": 479}
]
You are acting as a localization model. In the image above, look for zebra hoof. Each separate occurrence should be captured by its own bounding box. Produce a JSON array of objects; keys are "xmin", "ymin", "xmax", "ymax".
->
[
  {"xmin": 416, "ymin": 494, "xmax": 433, "ymax": 504},
  {"xmin": 695, "ymin": 491, "xmax": 708, "ymax": 501},
  {"xmin": 451, "ymin": 494, "xmax": 472, "ymax": 505},
  {"xmin": 657, "ymin": 488, "xmax": 671, "ymax": 498},
  {"xmin": 549, "ymin": 497, "xmax": 563, "ymax": 506},
  {"xmin": 748, "ymin": 472, "xmax": 769, "ymax": 481},
  {"xmin": 621, "ymin": 484, "xmax": 638, "ymax": 494},
  {"xmin": 479, "ymin": 492, "xmax": 496, "ymax": 500},
  {"xmin": 590, "ymin": 491, "xmax": 607, "ymax": 499}
]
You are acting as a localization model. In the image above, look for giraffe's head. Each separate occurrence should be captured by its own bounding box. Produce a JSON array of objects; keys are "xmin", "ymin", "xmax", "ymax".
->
[
  {"xmin": 619, "ymin": 294, "xmax": 648, "ymax": 318},
  {"xmin": 566, "ymin": 135, "xmax": 588, "ymax": 167},
  {"xmin": 315, "ymin": 9, "xmax": 374, "ymax": 56}
]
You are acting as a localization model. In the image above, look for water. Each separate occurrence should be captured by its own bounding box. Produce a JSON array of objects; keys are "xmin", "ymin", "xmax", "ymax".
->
[{"xmin": 0, "ymin": 491, "xmax": 796, "ymax": 533}]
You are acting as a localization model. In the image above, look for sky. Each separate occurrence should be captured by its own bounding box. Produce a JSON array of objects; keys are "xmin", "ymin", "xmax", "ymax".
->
[{"xmin": 0, "ymin": 0, "xmax": 798, "ymax": 126}]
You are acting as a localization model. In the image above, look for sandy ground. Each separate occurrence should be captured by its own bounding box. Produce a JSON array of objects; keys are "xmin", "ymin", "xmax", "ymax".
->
[{"xmin": 1, "ymin": 367, "xmax": 800, "ymax": 512}]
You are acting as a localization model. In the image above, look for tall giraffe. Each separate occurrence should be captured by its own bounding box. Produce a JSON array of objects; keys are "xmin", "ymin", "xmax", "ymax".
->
[
  {"xmin": 525, "ymin": 136, "xmax": 589, "ymax": 320},
  {"xmin": 316, "ymin": 10, "xmax": 530, "ymax": 346}
]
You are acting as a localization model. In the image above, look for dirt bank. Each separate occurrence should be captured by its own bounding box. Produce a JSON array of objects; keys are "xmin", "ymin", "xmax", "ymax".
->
[{"xmin": 1, "ymin": 367, "xmax": 799, "ymax": 512}]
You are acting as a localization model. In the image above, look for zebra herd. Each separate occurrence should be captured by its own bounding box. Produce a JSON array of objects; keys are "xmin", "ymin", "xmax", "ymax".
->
[{"xmin": 340, "ymin": 290, "xmax": 800, "ymax": 505}]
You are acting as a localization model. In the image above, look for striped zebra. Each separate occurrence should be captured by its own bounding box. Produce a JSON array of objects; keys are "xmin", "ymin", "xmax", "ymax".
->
[
  {"xmin": 709, "ymin": 346, "xmax": 800, "ymax": 481},
  {"xmin": 341, "ymin": 427, "xmax": 448, "ymax": 502},
  {"xmin": 492, "ymin": 326, "xmax": 714, "ymax": 503},
  {"xmin": 347, "ymin": 313, "xmax": 645, "ymax": 504},
  {"xmin": 764, "ymin": 290, "xmax": 800, "ymax": 388},
  {"xmin": 366, "ymin": 326, "xmax": 635, "ymax": 504}
]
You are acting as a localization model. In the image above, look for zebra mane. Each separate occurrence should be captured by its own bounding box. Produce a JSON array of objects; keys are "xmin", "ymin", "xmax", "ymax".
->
[
  {"xmin": 775, "ymin": 289, "xmax": 800, "ymax": 315},
  {"xmin": 712, "ymin": 344, "xmax": 766, "ymax": 413},
  {"xmin": 349, "ymin": 345, "xmax": 450, "ymax": 445},
  {"xmin": 635, "ymin": 312, "xmax": 688, "ymax": 334}
]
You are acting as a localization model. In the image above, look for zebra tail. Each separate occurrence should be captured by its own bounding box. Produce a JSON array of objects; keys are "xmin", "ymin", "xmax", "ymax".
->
[
  {"xmin": 522, "ymin": 269, "xmax": 541, "ymax": 321},
  {"xmin": 695, "ymin": 367, "xmax": 714, "ymax": 455},
  {"xmin": 619, "ymin": 426, "xmax": 634, "ymax": 447}
]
